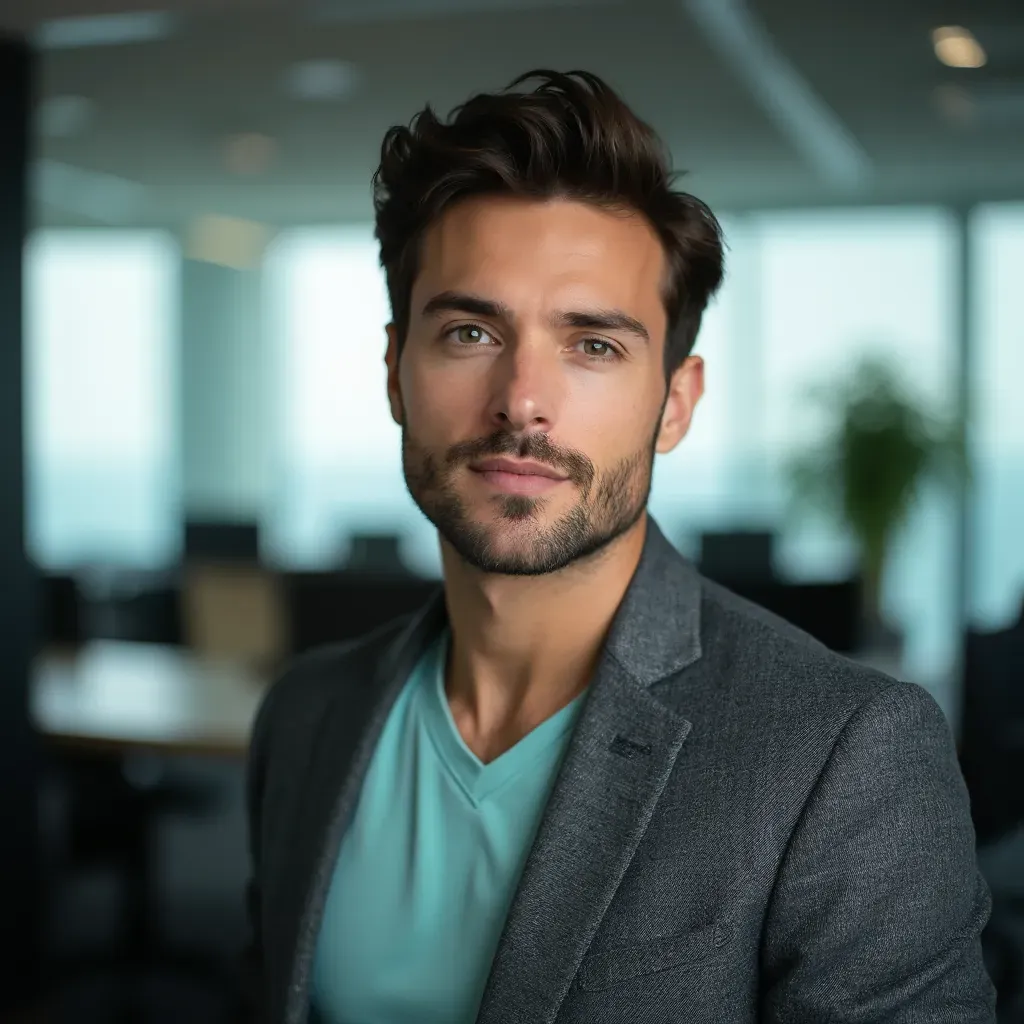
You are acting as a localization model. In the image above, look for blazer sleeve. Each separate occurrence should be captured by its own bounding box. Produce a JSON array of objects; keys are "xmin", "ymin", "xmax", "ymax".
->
[
  {"xmin": 759, "ymin": 681, "xmax": 998, "ymax": 1023},
  {"xmin": 235, "ymin": 679, "xmax": 282, "ymax": 1024}
]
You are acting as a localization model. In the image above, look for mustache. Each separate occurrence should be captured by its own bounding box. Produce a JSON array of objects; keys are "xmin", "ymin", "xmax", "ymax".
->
[{"xmin": 445, "ymin": 431, "xmax": 594, "ymax": 487}]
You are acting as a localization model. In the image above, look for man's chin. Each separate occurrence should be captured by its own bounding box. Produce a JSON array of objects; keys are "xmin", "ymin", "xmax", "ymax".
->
[
  {"xmin": 462, "ymin": 520, "xmax": 548, "ymax": 556},
  {"xmin": 461, "ymin": 501, "xmax": 550, "ymax": 530},
  {"xmin": 460, "ymin": 550, "xmax": 562, "ymax": 578},
  {"xmin": 441, "ymin": 522, "xmax": 561, "ymax": 576}
]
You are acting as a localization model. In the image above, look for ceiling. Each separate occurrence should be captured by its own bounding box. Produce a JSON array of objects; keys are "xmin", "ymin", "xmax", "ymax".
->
[{"xmin": 4, "ymin": 0, "xmax": 1024, "ymax": 228}]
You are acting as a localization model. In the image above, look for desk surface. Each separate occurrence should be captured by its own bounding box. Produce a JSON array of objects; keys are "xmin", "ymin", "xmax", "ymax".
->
[{"xmin": 32, "ymin": 641, "xmax": 269, "ymax": 757}]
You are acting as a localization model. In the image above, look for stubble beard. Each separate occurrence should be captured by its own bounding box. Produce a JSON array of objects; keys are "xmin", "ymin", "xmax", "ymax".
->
[{"xmin": 401, "ymin": 426, "xmax": 659, "ymax": 577}]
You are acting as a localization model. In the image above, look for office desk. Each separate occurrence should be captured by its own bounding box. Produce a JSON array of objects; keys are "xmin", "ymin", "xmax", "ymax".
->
[
  {"xmin": 31, "ymin": 640, "xmax": 269, "ymax": 758},
  {"xmin": 31, "ymin": 641, "xmax": 267, "ymax": 999}
]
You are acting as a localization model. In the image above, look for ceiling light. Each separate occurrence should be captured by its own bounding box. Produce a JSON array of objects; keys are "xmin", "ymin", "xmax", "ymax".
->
[
  {"xmin": 223, "ymin": 134, "xmax": 277, "ymax": 176},
  {"xmin": 283, "ymin": 59, "xmax": 360, "ymax": 101},
  {"xmin": 34, "ymin": 11, "xmax": 176, "ymax": 50},
  {"xmin": 932, "ymin": 26, "xmax": 987, "ymax": 69}
]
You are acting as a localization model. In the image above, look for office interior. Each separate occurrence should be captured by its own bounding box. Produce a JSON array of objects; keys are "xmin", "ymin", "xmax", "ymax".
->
[{"xmin": 1, "ymin": 0, "xmax": 1023, "ymax": 1020}]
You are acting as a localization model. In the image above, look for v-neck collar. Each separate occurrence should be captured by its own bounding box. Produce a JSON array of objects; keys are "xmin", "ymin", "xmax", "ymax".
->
[{"xmin": 419, "ymin": 630, "xmax": 588, "ymax": 807}]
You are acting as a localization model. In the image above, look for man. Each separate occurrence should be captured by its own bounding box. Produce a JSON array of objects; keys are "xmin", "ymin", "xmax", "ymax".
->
[{"xmin": 243, "ymin": 70, "xmax": 996, "ymax": 1023}]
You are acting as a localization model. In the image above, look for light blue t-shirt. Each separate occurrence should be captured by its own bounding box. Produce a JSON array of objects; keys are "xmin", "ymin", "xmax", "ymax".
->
[{"xmin": 310, "ymin": 630, "xmax": 587, "ymax": 1024}]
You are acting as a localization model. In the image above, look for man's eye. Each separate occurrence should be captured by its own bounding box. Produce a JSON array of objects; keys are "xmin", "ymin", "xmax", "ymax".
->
[
  {"xmin": 449, "ymin": 325, "xmax": 492, "ymax": 345},
  {"xmin": 580, "ymin": 338, "xmax": 619, "ymax": 360}
]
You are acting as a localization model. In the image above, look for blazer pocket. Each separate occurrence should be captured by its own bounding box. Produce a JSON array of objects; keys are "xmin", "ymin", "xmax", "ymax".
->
[{"xmin": 575, "ymin": 917, "xmax": 734, "ymax": 992}]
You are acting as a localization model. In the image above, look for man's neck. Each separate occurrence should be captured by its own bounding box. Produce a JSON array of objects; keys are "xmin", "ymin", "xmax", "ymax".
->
[{"xmin": 438, "ymin": 515, "xmax": 648, "ymax": 763}]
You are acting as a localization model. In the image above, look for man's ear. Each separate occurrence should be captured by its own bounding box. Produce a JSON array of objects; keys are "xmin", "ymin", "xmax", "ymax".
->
[
  {"xmin": 384, "ymin": 323, "xmax": 404, "ymax": 427},
  {"xmin": 655, "ymin": 355, "xmax": 704, "ymax": 454}
]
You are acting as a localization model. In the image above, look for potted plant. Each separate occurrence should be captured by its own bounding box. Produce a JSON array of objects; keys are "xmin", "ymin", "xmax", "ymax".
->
[{"xmin": 786, "ymin": 353, "xmax": 967, "ymax": 654}]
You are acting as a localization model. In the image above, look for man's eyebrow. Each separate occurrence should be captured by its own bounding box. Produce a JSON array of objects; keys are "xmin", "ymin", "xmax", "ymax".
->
[
  {"xmin": 421, "ymin": 291, "xmax": 514, "ymax": 322},
  {"xmin": 553, "ymin": 308, "xmax": 650, "ymax": 343}
]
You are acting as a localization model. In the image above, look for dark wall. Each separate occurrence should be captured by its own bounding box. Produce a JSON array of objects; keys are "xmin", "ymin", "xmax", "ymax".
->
[{"xmin": 0, "ymin": 33, "xmax": 42, "ymax": 1012}]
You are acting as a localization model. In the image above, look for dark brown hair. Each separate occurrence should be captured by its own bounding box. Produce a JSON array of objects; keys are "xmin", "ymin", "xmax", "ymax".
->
[{"xmin": 372, "ymin": 69, "xmax": 725, "ymax": 377}]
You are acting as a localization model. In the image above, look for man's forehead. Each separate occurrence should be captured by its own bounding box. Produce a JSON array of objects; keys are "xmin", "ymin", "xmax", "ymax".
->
[{"xmin": 414, "ymin": 197, "xmax": 668, "ymax": 315}]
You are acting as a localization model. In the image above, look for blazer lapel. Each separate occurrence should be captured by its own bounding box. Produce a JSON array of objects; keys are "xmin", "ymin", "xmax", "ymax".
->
[
  {"xmin": 282, "ymin": 590, "xmax": 448, "ymax": 1024},
  {"xmin": 475, "ymin": 517, "xmax": 704, "ymax": 1024}
]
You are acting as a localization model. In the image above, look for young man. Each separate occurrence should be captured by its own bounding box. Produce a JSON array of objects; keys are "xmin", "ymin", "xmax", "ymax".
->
[{"xmin": 243, "ymin": 71, "xmax": 996, "ymax": 1023}]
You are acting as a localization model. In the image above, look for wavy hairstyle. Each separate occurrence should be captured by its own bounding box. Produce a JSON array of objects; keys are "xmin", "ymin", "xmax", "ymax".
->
[{"xmin": 373, "ymin": 69, "xmax": 725, "ymax": 377}]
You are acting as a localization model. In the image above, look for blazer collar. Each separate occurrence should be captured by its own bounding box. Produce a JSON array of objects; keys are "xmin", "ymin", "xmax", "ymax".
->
[{"xmin": 604, "ymin": 515, "xmax": 703, "ymax": 687}]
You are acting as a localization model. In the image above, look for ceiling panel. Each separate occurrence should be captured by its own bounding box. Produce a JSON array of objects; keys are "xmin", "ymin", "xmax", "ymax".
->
[
  {"xmin": 21, "ymin": 0, "xmax": 1024, "ymax": 226},
  {"xmin": 756, "ymin": 0, "xmax": 1024, "ymax": 162}
]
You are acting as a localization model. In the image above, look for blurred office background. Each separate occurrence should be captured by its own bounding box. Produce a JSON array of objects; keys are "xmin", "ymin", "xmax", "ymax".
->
[{"xmin": 1, "ymin": 0, "xmax": 1024, "ymax": 1020}]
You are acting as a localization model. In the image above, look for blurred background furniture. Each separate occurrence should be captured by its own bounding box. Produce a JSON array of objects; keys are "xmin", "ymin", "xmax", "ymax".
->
[
  {"xmin": 33, "ymin": 643, "xmax": 267, "ymax": 1021},
  {"xmin": 699, "ymin": 529, "xmax": 775, "ymax": 585},
  {"xmin": 79, "ymin": 569, "xmax": 184, "ymax": 647},
  {"xmin": 282, "ymin": 570, "xmax": 440, "ymax": 656},
  {"xmin": 33, "ymin": 642, "xmax": 266, "ymax": 757},
  {"xmin": 959, "ymin": 608, "xmax": 1024, "ymax": 1019},
  {"xmin": 181, "ymin": 563, "xmax": 287, "ymax": 669},
  {"xmin": 699, "ymin": 530, "xmax": 863, "ymax": 654},
  {"xmin": 960, "ymin": 606, "xmax": 1024, "ymax": 847},
  {"xmin": 183, "ymin": 519, "xmax": 261, "ymax": 563},
  {"xmin": 41, "ymin": 573, "xmax": 85, "ymax": 651}
]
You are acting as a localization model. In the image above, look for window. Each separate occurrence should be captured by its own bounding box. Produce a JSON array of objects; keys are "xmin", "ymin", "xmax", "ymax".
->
[
  {"xmin": 755, "ymin": 208, "xmax": 960, "ymax": 698},
  {"xmin": 969, "ymin": 203, "xmax": 1024, "ymax": 630},
  {"xmin": 25, "ymin": 230, "xmax": 180, "ymax": 569},
  {"xmin": 264, "ymin": 227, "xmax": 439, "ymax": 571}
]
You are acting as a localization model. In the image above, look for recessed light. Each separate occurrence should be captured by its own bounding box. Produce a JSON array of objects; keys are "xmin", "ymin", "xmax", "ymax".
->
[
  {"xmin": 932, "ymin": 26, "xmax": 987, "ymax": 69},
  {"xmin": 282, "ymin": 59, "xmax": 360, "ymax": 101},
  {"xmin": 223, "ymin": 133, "xmax": 277, "ymax": 176}
]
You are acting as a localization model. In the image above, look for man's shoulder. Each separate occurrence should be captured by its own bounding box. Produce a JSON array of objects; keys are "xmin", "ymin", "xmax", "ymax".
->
[
  {"xmin": 695, "ymin": 573, "xmax": 917, "ymax": 713},
  {"xmin": 249, "ymin": 613, "xmax": 411, "ymax": 759},
  {"xmin": 666, "ymin": 573, "xmax": 949, "ymax": 785}
]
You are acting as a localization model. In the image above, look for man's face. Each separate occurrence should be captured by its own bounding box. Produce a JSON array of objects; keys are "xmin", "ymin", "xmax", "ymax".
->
[{"xmin": 385, "ymin": 195, "xmax": 703, "ymax": 576}]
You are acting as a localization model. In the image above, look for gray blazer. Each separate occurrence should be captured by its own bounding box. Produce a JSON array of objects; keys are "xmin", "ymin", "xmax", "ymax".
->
[{"xmin": 243, "ymin": 518, "xmax": 997, "ymax": 1023}]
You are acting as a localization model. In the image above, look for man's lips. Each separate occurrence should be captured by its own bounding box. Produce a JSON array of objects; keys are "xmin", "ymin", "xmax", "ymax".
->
[
  {"xmin": 469, "ymin": 458, "xmax": 569, "ymax": 481},
  {"xmin": 468, "ymin": 458, "xmax": 570, "ymax": 496}
]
